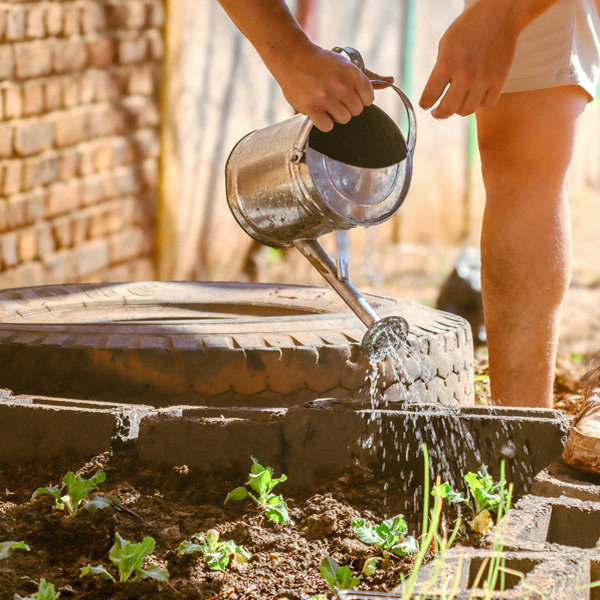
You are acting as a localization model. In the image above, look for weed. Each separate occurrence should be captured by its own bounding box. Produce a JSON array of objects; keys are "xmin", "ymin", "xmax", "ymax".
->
[
  {"xmin": 80, "ymin": 532, "xmax": 169, "ymax": 583},
  {"xmin": 320, "ymin": 556, "xmax": 362, "ymax": 592},
  {"xmin": 178, "ymin": 529, "xmax": 250, "ymax": 571},
  {"xmin": 31, "ymin": 470, "xmax": 120, "ymax": 517},
  {"xmin": 224, "ymin": 457, "xmax": 289, "ymax": 524}
]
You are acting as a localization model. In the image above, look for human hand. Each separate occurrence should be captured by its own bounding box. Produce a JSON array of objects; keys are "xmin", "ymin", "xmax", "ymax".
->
[
  {"xmin": 419, "ymin": 1, "xmax": 519, "ymax": 119},
  {"xmin": 271, "ymin": 43, "xmax": 393, "ymax": 131}
]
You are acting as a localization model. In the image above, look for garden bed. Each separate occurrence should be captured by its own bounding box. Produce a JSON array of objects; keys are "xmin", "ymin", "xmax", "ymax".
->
[{"xmin": 0, "ymin": 449, "xmax": 449, "ymax": 600}]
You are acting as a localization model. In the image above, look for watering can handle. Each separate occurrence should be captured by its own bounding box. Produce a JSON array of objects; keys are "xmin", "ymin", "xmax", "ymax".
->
[{"xmin": 330, "ymin": 46, "xmax": 416, "ymax": 154}]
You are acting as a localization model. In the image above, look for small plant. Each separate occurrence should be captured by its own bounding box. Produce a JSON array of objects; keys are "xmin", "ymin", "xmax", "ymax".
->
[
  {"xmin": 352, "ymin": 514, "xmax": 418, "ymax": 558},
  {"xmin": 31, "ymin": 470, "xmax": 120, "ymax": 517},
  {"xmin": 80, "ymin": 533, "xmax": 169, "ymax": 583},
  {"xmin": 224, "ymin": 457, "xmax": 289, "ymax": 524},
  {"xmin": 178, "ymin": 529, "xmax": 250, "ymax": 571},
  {"xmin": 319, "ymin": 556, "xmax": 361, "ymax": 592},
  {"xmin": 432, "ymin": 464, "xmax": 509, "ymax": 533},
  {"xmin": 14, "ymin": 578, "xmax": 60, "ymax": 600},
  {"xmin": 0, "ymin": 541, "xmax": 30, "ymax": 559}
]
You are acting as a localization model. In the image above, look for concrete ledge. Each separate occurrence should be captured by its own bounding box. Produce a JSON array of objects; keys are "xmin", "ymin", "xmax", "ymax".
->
[
  {"xmin": 0, "ymin": 392, "xmax": 153, "ymax": 462},
  {"xmin": 532, "ymin": 458, "xmax": 600, "ymax": 502},
  {"xmin": 494, "ymin": 495, "xmax": 600, "ymax": 553},
  {"xmin": 402, "ymin": 548, "xmax": 590, "ymax": 599}
]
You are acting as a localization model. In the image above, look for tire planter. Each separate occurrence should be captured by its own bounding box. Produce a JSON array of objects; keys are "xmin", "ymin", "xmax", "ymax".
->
[{"xmin": 0, "ymin": 281, "xmax": 474, "ymax": 407}]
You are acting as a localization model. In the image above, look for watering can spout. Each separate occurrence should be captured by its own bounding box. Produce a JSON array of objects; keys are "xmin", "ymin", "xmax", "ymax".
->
[{"xmin": 293, "ymin": 239, "xmax": 409, "ymax": 360}]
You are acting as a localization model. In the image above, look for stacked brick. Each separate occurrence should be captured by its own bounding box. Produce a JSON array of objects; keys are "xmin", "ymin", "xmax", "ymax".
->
[{"xmin": 0, "ymin": 0, "xmax": 163, "ymax": 289}]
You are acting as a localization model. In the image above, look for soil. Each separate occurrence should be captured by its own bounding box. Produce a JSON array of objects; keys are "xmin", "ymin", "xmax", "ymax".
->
[{"xmin": 0, "ymin": 451, "xmax": 455, "ymax": 600}]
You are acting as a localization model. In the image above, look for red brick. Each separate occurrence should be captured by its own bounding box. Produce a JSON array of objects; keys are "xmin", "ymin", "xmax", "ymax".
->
[
  {"xmin": 128, "ymin": 65, "xmax": 153, "ymax": 95},
  {"xmin": 0, "ymin": 260, "xmax": 44, "ymax": 287},
  {"xmin": 2, "ymin": 161, "xmax": 22, "ymax": 195},
  {"xmin": 53, "ymin": 38, "xmax": 88, "ymax": 73},
  {"xmin": 6, "ymin": 7, "xmax": 26, "ymax": 41},
  {"xmin": 44, "ymin": 78, "xmax": 62, "ymax": 111},
  {"xmin": 0, "ymin": 122, "xmax": 12, "ymax": 158},
  {"xmin": 36, "ymin": 222, "xmax": 55, "ymax": 258},
  {"xmin": 87, "ymin": 103, "xmax": 125, "ymax": 137},
  {"xmin": 133, "ymin": 129, "xmax": 159, "ymax": 159},
  {"xmin": 81, "ymin": 172, "xmax": 106, "ymax": 205},
  {"xmin": 141, "ymin": 158, "xmax": 158, "ymax": 190},
  {"xmin": 89, "ymin": 205, "xmax": 110, "ymax": 237},
  {"xmin": 14, "ymin": 40, "xmax": 52, "ymax": 79},
  {"xmin": 14, "ymin": 119, "xmax": 53, "ymax": 156},
  {"xmin": 22, "ymin": 155, "xmax": 60, "ymax": 190},
  {"xmin": 61, "ymin": 76, "xmax": 79, "ymax": 108},
  {"xmin": 0, "ymin": 9, "xmax": 7, "ymax": 42},
  {"xmin": 58, "ymin": 148, "xmax": 78, "ymax": 180},
  {"xmin": 62, "ymin": 4, "xmax": 81, "ymax": 36},
  {"xmin": 87, "ymin": 36, "xmax": 117, "ymax": 68},
  {"xmin": 110, "ymin": 136, "xmax": 134, "ymax": 166},
  {"xmin": 76, "ymin": 237, "xmax": 109, "ymax": 277},
  {"xmin": 45, "ymin": 3, "xmax": 63, "ymax": 37},
  {"xmin": 18, "ymin": 227, "xmax": 37, "ymax": 262},
  {"xmin": 106, "ymin": 201, "xmax": 125, "ymax": 232},
  {"xmin": 72, "ymin": 210, "xmax": 89, "ymax": 245},
  {"xmin": 26, "ymin": 188, "xmax": 46, "ymax": 223},
  {"xmin": 7, "ymin": 194, "xmax": 26, "ymax": 229},
  {"xmin": 0, "ymin": 232, "xmax": 19, "ymax": 267},
  {"xmin": 53, "ymin": 108, "xmax": 89, "ymax": 148},
  {"xmin": 22, "ymin": 80, "xmax": 44, "ymax": 115},
  {"xmin": 109, "ymin": 226, "xmax": 145, "ymax": 262},
  {"xmin": 93, "ymin": 140, "xmax": 114, "ymax": 171},
  {"xmin": 129, "ymin": 256, "xmax": 155, "ymax": 280},
  {"xmin": 127, "ymin": 2, "xmax": 148, "ymax": 29},
  {"xmin": 77, "ymin": 142, "xmax": 95, "ymax": 175},
  {"xmin": 26, "ymin": 5, "xmax": 45, "ymax": 39},
  {"xmin": 112, "ymin": 165, "xmax": 141, "ymax": 197},
  {"xmin": 147, "ymin": 0, "xmax": 165, "ymax": 28},
  {"xmin": 52, "ymin": 216, "xmax": 73, "ymax": 249},
  {"xmin": 106, "ymin": 4, "xmax": 128, "ymax": 29},
  {"xmin": 3, "ymin": 82, "xmax": 22, "ymax": 118},
  {"xmin": 106, "ymin": 262, "xmax": 130, "ymax": 282},
  {"xmin": 79, "ymin": 74, "xmax": 95, "ymax": 104},
  {"xmin": 146, "ymin": 30, "xmax": 163, "ymax": 60},
  {"xmin": 0, "ymin": 45, "xmax": 14, "ymax": 79},
  {"xmin": 43, "ymin": 249, "xmax": 76, "ymax": 284},
  {"xmin": 118, "ymin": 35, "xmax": 147, "ymax": 64},
  {"xmin": 81, "ymin": 2, "xmax": 106, "ymax": 34},
  {"xmin": 0, "ymin": 200, "xmax": 8, "ymax": 233},
  {"xmin": 47, "ymin": 179, "xmax": 79, "ymax": 217}
]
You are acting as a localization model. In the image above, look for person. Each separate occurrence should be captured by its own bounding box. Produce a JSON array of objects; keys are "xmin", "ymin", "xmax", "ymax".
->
[{"xmin": 217, "ymin": 0, "xmax": 600, "ymax": 473}]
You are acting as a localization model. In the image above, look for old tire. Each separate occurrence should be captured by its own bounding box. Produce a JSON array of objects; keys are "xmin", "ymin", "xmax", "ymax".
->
[{"xmin": 0, "ymin": 281, "xmax": 474, "ymax": 407}]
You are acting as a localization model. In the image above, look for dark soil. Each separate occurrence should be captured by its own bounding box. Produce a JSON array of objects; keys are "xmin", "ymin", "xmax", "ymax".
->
[{"xmin": 0, "ymin": 450, "xmax": 463, "ymax": 600}]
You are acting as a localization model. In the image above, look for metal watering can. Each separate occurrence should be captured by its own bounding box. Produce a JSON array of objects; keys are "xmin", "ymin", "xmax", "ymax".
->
[{"xmin": 226, "ymin": 48, "xmax": 416, "ymax": 360}]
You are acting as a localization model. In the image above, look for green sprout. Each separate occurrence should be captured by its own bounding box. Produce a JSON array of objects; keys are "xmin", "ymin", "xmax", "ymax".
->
[
  {"xmin": 352, "ymin": 514, "xmax": 418, "ymax": 558},
  {"xmin": 14, "ymin": 578, "xmax": 60, "ymax": 600},
  {"xmin": 178, "ymin": 529, "xmax": 250, "ymax": 571},
  {"xmin": 319, "ymin": 556, "xmax": 362, "ymax": 592},
  {"xmin": 0, "ymin": 541, "xmax": 30, "ymax": 560},
  {"xmin": 80, "ymin": 533, "xmax": 169, "ymax": 583},
  {"xmin": 224, "ymin": 457, "xmax": 289, "ymax": 524},
  {"xmin": 31, "ymin": 470, "xmax": 120, "ymax": 517}
]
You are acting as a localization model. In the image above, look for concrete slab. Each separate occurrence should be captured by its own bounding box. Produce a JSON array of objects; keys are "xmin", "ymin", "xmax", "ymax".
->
[
  {"xmin": 532, "ymin": 458, "xmax": 600, "ymax": 502},
  {"xmin": 0, "ymin": 392, "xmax": 153, "ymax": 462},
  {"xmin": 495, "ymin": 495, "xmax": 600, "ymax": 553},
  {"xmin": 400, "ymin": 548, "xmax": 591, "ymax": 599}
]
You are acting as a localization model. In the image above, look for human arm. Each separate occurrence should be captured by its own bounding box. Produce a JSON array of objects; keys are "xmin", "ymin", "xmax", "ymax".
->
[
  {"xmin": 419, "ymin": 0, "xmax": 561, "ymax": 119},
  {"xmin": 217, "ymin": 0, "xmax": 391, "ymax": 131}
]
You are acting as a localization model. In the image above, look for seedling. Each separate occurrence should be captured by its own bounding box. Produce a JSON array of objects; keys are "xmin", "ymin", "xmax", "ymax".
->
[
  {"xmin": 224, "ymin": 457, "xmax": 289, "ymax": 524},
  {"xmin": 432, "ymin": 464, "xmax": 509, "ymax": 533},
  {"xmin": 320, "ymin": 556, "xmax": 361, "ymax": 592},
  {"xmin": 0, "ymin": 541, "xmax": 30, "ymax": 559},
  {"xmin": 14, "ymin": 578, "xmax": 59, "ymax": 600},
  {"xmin": 178, "ymin": 529, "xmax": 250, "ymax": 571},
  {"xmin": 352, "ymin": 514, "xmax": 418, "ymax": 558},
  {"xmin": 80, "ymin": 533, "xmax": 169, "ymax": 583},
  {"xmin": 31, "ymin": 470, "xmax": 120, "ymax": 517}
]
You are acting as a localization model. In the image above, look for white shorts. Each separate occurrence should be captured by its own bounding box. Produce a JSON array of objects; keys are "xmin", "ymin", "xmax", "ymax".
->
[{"xmin": 465, "ymin": 0, "xmax": 600, "ymax": 99}]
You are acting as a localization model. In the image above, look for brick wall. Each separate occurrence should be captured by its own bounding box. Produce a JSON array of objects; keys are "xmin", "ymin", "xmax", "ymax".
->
[{"xmin": 0, "ymin": 0, "xmax": 163, "ymax": 289}]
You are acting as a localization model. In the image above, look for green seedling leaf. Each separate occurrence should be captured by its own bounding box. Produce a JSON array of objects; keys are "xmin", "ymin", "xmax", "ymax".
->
[
  {"xmin": 226, "ymin": 458, "xmax": 289, "ymax": 524},
  {"xmin": 319, "ymin": 556, "xmax": 361, "ymax": 591},
  {"xmin": 432, "ymin": 482, "xmax": 469, "ymax": 505},
  {"xmin": 80, "ymin": 564, "xmax": 116, "ymax": 583},
  {"xmin": 363, "ymin": 556, "xmax": 380, "ymax": 576},
  {"xmin": 137, "ymin": 564, "xmax": 170, "ymax": 581},
  {"xmin": 177, "ymin": 531, "xmax": 250, "ymax": 571},
  {"xmin": 31, "ymin": 470, "xmax": 115, "ymax": 517},
  {"xmin": 224, "ymin": 487, "xmax": 248, "ymax": 504},
  {"xmin": 109, "ymin": 532, "xmax": 156, "ymax": 582},
  {"xmin": 0, "ymin": 541, "xmax": 30, "ymax": 559},
  {"xmin": 352, "ymin": 514, "xmax": 417, "ymax": 557},
  {"xmin": 14, "ymin": 578, "xmax": 60, "ymax": 599},
  {"xmin": 83, "ymin": 494, "xmax": 121, "ymax": 514}
]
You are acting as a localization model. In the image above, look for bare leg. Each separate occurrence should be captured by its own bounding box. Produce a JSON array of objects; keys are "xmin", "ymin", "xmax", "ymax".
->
[{"xmin": 476, "ymin": 86, "xmax": 588, "ymax": 408}]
